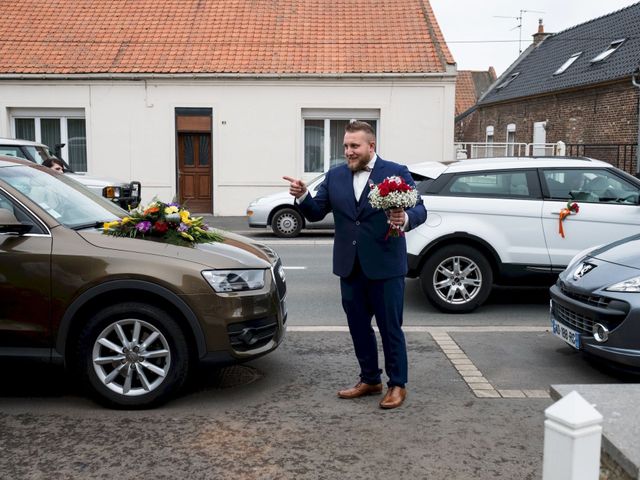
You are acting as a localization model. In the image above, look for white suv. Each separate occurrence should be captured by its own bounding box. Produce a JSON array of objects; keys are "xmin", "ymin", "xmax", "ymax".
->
[
  {"xmin": 0, "ymin": 138, "xmax": 141, "ymax": 209},
  {"xmin": 406, "ymin": 157, "xmax": 640, "ymax": 313}
]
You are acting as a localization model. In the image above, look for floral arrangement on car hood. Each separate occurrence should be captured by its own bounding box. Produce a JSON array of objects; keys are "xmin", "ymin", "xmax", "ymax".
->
[{"xmin": 102, "ymin": 200, "xmax": 224, "ymax": 246}]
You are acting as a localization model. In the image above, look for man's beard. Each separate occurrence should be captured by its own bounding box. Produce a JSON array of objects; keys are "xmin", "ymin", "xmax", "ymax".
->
[{"xmin": 347, "ymin": 156, "xmax": 370, "ymax": 172}]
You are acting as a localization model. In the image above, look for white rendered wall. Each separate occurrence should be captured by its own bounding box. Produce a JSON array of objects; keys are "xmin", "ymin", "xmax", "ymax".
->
[{"xmin": 0, "ymin": 77, "xmax": 455, "ymax": 215}]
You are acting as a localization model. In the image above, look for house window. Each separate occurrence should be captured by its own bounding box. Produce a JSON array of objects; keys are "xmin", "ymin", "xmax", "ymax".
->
[
  {"xmin": 485, "ymin": 126, "xmax": 494, "ymax": 157},
  {"xmin": 495, "ymin": 73, "xmax": 519, "ymax": 91},
  {"xmin": 591, "ymin": 39, "xmax": 625, "ymax": 63},
  {"xmin": 554, "ymin": 52, "xmax": 581, "ymax": 75},
  {"xmin": 303, "ymin": 110, "xmax": 379, "ymax": 173},
  {"xmin": 506, "ymin": 124, "xmax": 516, "ymax": 156},
  {"xmin": 11, "ymin": 110, "xmax": 87, "ymax": 172}
]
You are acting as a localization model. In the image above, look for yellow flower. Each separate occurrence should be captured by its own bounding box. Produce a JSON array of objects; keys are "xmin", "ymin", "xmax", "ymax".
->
[
  {"xmin": 179, "ymin": 231, "xmax": 194, "ymax": 241},
  {"xmin": 164, "ymin": 206, "xmax": 179, "ymax": 215},
  {"xmin": 121, "ymin": 217, "xmax": 133, "ymax": 224},
  {"xmin": 103, "ymin": 220, "xmax": 120, "ymax": 230},
  {"xmin": 179, "ymin": 210, "xmax": 192, "ymax": 224}
]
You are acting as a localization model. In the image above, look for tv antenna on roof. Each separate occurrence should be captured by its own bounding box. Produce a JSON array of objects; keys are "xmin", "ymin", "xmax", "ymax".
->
[{"xmin": 494, "ymin": 9, "xmax": 545, "ymax": 54}]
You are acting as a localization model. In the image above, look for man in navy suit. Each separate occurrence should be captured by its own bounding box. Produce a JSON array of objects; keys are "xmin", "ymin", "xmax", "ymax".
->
[{"xmin": 284, "ymin": 121, "xmax": 427, "ymax": 409}]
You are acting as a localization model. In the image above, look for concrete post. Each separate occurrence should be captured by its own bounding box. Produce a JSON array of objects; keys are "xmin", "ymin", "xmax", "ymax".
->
[
  {"xmin": 556, "ymin": 140, "xmax": 566, "ymax": 156},
  {"xmin": 542, "ymin": 390, "xmax": 603, "ymax": 480}
]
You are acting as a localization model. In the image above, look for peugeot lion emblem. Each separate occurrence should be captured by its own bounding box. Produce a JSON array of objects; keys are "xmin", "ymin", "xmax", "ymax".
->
[{"xmin": 573, "ymin": 262, "xmax": 595, "ymax": 280}]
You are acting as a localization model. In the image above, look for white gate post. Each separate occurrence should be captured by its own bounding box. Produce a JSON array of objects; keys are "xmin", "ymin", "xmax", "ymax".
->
[
  {"xmin": 542, "ymin": 390, "xmax": 603, "ymax": 480},
  {"xmin": 556, "ymin": 140, "xmax": 566, "ymax": 156}
]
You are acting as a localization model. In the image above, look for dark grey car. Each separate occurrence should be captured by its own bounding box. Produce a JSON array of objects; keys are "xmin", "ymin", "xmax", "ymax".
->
[{"xmin": 550, "ymin": 234, "xmax": 640, "ymax": 369}]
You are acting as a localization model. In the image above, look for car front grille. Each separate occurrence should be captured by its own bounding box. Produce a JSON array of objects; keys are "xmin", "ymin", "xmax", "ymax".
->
[
  {"xmin": 560, "ymin": 287, "xmax": 610, "ymax": 309},
  {"xmin": 227, "ymin": 316, "xmax": 278, "ymax": 352},
  {"xmin": 553, "ymin": 302, "xmax": 594, "ymax": 334},
  {"xmin": 553, "ymin": 285, "xmax": 629, "ymax": 335}
]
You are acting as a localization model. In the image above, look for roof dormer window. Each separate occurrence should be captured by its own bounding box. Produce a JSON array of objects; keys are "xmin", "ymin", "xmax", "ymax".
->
[
  {"xmin": 495, "ymin": 72, "xmax": 520, "ymax": 91},
  {"xmin": 554, "ymin": 52, "xmax": 582, "ymax": 75},
  {"xmin": 591, "ymin": 39, "xmax": 625, "ymax": 63}
]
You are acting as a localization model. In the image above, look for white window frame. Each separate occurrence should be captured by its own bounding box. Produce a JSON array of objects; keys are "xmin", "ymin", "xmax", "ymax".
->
[
  {"xmin": 485, "ymin": 126, "xmax": 495, "ymax": 157},
  {"xmin": 506, "ymin": 123, "xmax": 516, "ymax": 156},
  {"xmin": 301, "ymin": 108, "xmax": 380, "ymax": 175},
  {"xmin": 591, "ymin": 39, "xmax": 625, "ymax": 63},
  {"xmin": 9, "ymin": 108, "xmax": 87, "ymax": 172},
  {"xmin": 554, "ymin": 52, "xmax": 582, "ymax": 75},
  {"xmin": 485, "ymin": 126, "xmax": 494, "ymax": 143},
  {"xmin": 495, "ymin": 72, "xmax": 519, "ymax": 91}
]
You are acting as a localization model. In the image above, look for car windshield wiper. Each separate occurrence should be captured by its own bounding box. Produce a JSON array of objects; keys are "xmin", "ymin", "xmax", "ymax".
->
[{"xmin": 70, "ymin": 220, "xmax": 117, "ymax": 231}]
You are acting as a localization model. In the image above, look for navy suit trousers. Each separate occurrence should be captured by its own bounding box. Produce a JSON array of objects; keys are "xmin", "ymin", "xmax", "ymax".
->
[{"xmin": 340, "ymin": 257, "xmax": 408, "ymax": 387}]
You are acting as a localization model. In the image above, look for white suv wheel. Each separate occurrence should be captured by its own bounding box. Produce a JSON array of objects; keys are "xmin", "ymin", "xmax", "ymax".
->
[{"xmin": 421, "ymin": 245, "xmax": 493, "ymax": 313}]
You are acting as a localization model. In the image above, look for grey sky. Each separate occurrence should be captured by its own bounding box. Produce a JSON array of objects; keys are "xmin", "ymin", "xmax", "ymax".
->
[{"xmin": 430, "ymin": 0, "xmax": 639, "ymax": 75}]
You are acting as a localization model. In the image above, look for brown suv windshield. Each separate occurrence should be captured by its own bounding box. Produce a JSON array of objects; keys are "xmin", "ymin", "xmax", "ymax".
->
[{"xmin": 1, "ymin": 164, "xmax": 122, "ymax": 228}]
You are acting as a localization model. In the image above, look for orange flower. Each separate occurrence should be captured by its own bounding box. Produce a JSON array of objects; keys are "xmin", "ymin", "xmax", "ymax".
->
[{"xmin": 143, "ymin": 206, "xmax": 160, "ymax": 215}]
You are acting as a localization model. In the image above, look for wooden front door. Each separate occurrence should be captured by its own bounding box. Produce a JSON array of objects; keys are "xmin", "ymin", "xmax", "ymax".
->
[{"xmin": 177, "ymin": 132, "xmax": 212, "ymax": 213}]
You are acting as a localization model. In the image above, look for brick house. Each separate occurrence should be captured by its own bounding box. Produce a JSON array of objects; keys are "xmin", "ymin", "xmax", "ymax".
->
[
  {"xmin": 454, "ymin": 68, "xmax": 496, "ymax": 142},
  {"xmin": 0, "ymin": 0, "xmax": 456, "ymax": 214},
  {"xmin": 465, "ymin": 4, "xmax": 640, "ymax": 173}
]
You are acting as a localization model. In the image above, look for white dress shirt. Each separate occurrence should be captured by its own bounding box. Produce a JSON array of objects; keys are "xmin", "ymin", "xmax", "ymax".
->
[{"xmin": 353, "ymin": 154, "xmax": 376, "ymax": 200}]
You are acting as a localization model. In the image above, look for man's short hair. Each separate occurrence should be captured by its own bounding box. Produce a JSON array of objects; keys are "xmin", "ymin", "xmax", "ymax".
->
[{"xmin": 345, "ymin": 120, "xmax": 376, "ymax": 140}]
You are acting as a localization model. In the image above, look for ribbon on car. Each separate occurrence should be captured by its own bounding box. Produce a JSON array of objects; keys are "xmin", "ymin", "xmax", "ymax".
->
[{"xmin": 558, "ymin": 201, "xmax": 580, "ymax": 238}]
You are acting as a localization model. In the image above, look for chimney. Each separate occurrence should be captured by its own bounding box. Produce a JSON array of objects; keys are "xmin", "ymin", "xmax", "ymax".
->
[
  {"xmin": 532, "ymin": 19, "xmax": 552, "ymax": 45},
  {"xmin": 488, "ymin": 66, "xmax": 497, "ymax": 81}
]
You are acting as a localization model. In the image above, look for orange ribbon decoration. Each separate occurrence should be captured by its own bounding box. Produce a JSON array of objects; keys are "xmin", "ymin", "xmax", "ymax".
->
[{"xmin": 558, "ymin": 202, "xmax": 579, "ymax": 238}]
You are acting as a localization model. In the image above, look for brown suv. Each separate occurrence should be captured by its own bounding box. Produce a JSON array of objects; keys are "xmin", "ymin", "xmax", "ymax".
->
[{"xmin": 0, "ymin": 157, "xmax": 286, "ymax": 408}]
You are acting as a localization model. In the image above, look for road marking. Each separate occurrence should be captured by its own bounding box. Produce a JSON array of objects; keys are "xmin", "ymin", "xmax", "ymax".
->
[
  {"xmin": 283, "ymin": 266, "xmax": 307, "ymax": 270},
  {"xmin": 262, "ymin": 240, "xmax": 333, "ymax": 246},
  {"xmin": 287, "ymin": 325, "xmax": 551, "ymax": 399},
  {"xmin": 288, "ymin": 325, "xmax": 548, "ymax": 333}
]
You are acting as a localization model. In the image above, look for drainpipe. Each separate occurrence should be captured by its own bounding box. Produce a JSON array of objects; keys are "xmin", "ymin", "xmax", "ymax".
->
[{"xmin": 632, "ymin": 68, "xmax": 640, "ymax": 175}]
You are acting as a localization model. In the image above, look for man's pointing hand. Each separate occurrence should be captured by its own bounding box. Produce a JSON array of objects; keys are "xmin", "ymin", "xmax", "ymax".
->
[{"xmin": 283, "ymin": 176, "xmax": 307, "ymax": 199}]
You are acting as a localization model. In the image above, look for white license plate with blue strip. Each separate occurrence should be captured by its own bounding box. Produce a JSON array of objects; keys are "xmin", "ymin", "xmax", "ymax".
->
[{"xmin": 550, "ymin": 317, "xmax": 581, "ymax": 350}]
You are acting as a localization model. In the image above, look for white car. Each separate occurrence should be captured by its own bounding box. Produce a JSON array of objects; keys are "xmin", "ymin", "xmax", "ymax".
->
[
  {"xmin": 405, "ymin": 157, "xmax": 640, "ymax": 313},
  {"xmin": 247, "ymin": 174, "xmax": 334, "ymax": 237},
  {"xmin": 0, "ymin": 137, "xmax": 141, "ymax": 209},
  {"xmin": 246, "ymin": 166, "xmax": 437, "ymax": 237}
]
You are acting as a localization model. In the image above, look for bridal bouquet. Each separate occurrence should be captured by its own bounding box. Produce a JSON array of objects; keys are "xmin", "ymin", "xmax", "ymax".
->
[
  {"xmin": 368, "ymin": 176, "xmax": 418, "ymax": 238},
  {"xmin": 103, "ymin": 200, "xmax": 224, "ymax": 246}
]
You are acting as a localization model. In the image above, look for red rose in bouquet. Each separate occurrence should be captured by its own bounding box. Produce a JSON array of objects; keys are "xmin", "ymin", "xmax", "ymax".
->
[{"xmin": 368, "ymin": 176, "xmax": 418, "ymax": 239}]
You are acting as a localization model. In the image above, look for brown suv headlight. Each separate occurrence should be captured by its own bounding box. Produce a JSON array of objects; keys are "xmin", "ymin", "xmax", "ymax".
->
[
  {"xmin": 102, "ymin": 186, "xmax": 122, "ymax": 199},
  {"xmin": 202, "ymin": 269, "xmax": 266, "ymax": 293}
]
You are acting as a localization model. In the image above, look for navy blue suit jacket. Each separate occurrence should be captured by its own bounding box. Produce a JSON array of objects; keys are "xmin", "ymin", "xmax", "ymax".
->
[{"xmin": 298, "ymin": 157, "xmax": 427, "ymax": 280}]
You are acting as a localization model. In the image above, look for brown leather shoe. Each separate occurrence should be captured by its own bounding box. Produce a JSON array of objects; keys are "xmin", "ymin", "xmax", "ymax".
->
[
  {"xmin": 337, "ymin": 382, "xmax": 383, "ymax": 399},
  {"xmin": 379, "ymin": 386, "xmax": 407, "ymax": 409}
]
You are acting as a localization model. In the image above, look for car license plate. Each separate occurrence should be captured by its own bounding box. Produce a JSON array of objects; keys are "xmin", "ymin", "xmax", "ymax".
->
[{"xmin": 550, "ymin": 318, "xmax": 580, "ymax": 350}]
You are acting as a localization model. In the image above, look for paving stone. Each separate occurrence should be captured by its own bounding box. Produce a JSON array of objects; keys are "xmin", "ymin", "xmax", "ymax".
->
[
  {"xmin": 522, "ymin": 389, "xmax": 550, "ymax": 398},
  {"xmin": 498, "ymin": 389, "xmax": 526, "ymax": 398},
  {"xmin": 474, "ymin": 389, "xmax": 501, "ymax": 398}
]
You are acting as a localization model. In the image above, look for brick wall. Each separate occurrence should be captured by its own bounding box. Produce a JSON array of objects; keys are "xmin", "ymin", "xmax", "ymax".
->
[
  {"xmin": 464, "ymin": 81, "xmax": 639, "ymax": 145},
  {"xmin": 459, "ymin": 81, "xmax": 639, "ymax": 171}
]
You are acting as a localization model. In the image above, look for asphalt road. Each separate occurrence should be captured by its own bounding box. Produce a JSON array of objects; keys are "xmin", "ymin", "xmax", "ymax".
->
[{"xmin": 0, "ymin": 223, "xmax": 634, "ymax": 479}]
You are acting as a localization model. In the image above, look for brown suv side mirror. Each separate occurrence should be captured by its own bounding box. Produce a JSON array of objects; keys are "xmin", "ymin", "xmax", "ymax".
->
[{"xmin": 0, "ymin": 208, "xmax": 33, "ymax": 235}]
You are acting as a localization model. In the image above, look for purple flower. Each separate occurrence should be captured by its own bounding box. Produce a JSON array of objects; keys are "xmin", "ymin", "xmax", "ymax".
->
[
  {"xmin": 136, "ymin": 221, "xmax": 152, "ymax": 233},
  {"xmin": 167, "ymin": 202, "xmax": 180, "ymax": 207},
  {"xmin": 178, "ymin": 222, "xmax": 189, "ymax": 232}
]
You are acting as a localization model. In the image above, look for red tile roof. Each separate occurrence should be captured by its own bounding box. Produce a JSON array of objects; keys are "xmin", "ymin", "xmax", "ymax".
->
[
  {"xmin": 455, "ymin": 69, "xmax": 497, "ymax": 115},
  {"xmin": 0, "ymin": 0, "xmax": 455, "ymax": 75}
]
